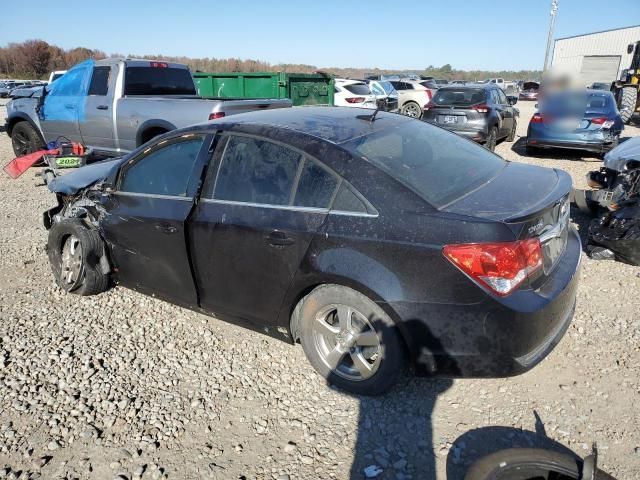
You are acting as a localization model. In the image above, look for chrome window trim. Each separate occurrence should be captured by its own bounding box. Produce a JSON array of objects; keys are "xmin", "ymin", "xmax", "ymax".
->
[
  {"xmin": 200, "ymin": 198, "xmax": 378, "ymax": 217},
  {"xmin": 114, "ymin": 191, "xmax": 193, "ymax": 201}
]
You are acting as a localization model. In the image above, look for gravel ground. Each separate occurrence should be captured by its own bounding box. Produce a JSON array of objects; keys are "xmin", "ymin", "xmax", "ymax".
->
[{"xmin": 0, "ymin": 99, "xmax": 639, "ymax": 480}]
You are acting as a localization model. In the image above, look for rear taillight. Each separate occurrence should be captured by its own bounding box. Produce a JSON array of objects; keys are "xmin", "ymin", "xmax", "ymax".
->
[
  {"xmin": 472, "ymin": 104, "xmax": 490, "ymax": 113},
  {"xmin": 590, "ymin": 117, "xmax": 607, "ymax": 124},
  {"xmin": 530, "ymin": 113, "xmax": 545, "ymax": 123},
  {"xmin": 345, "ymin": 97, "xmax": 365, "ymax": 104},
  {"xmin": 208, "ymin": 112, "xmax": 225, "ymax": 120},
  {"xmin": 443, "ymin": 239, "xmax": 542, "ymax": 296},
  {"xmin": 425, "ymin": 89, "xmax": 433, "ymax": 101}
]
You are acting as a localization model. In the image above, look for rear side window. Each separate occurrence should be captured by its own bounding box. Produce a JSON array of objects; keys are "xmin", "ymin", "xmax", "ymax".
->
[
  {"xmin": 293, "ymin": 160, "xmax": 338, "ymax": 208},
  {"xmin": 124, "ymin": 66, "xmax": 197, "ymax": 95},
  {"xmin": 214, "ymin": 136, "xmax": 302, "ymax": 205},
  {"xmin": 342, "ymin": 120, "xmax": 504, "ymax": 208},
  {"xmin": 343, "ymin": 83, "xmax": 371, "ymax": 95},
  {"xmin": 433, "ymin": 89, "xmax": 486, "ymax": 106},
  {"xmin": 119, "ymin": 136, "xmax": 204, "ymax": 196},
  {"xmin": 332, "ymin": 183, "xmax": 368, "ymax": 213},
  {"xmin": 88, "ymin": 66, "xmax": 110, "ymax": 96}
]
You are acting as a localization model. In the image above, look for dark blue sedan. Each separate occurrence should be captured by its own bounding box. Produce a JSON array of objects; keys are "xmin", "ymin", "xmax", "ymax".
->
[{"xmin": 526, "ymin": 90, "xmax": 623, "ymax": 155}]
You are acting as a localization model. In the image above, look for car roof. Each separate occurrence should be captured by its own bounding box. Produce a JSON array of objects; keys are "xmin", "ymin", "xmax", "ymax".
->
[
  {"xmin": 208, "ymin": 106, "xmax": 413, "ymax": 144},
  {"xmin": 335, "ymin": 78, "xmax": 367, "ymax": 85},
  {"xmin": 437, "ymin": 83, "xmax": 494, "ymax": 90}
]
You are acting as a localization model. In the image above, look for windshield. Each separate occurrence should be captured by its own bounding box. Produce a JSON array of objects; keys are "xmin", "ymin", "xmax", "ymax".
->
[
  {"xmin": 124, "ymin": 67, "xmax": 197, "ymax": 95},
  {"xmin": 432, "ymin": 88, "xmax": 486, "ymax": 106},
  {"xmin": 342, "ymin": 120, "xmax": 505, "ymax": 207}
]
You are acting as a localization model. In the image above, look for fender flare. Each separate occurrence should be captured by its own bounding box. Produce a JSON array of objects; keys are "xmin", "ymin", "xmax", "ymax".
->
[
  {"xmin": 136, "ymin": 119, "xmax": 177, "ymax": 147},
  {"xmin": 6, "ymin": 113, "xmax": 43, "ymax": 139}
]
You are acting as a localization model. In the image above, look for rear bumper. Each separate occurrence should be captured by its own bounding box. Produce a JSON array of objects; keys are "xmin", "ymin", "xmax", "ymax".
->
[
  {"xmin": 528, "ymin": 126, "xmax": 619, "ymax": 153},
  {"xmin": 423, "ymin": 119, "xmax": 487, "ymax": 143},
  {"xmin": 392, "ymin": 226, "xmax": 581, "ymax": 378},
  {"xmin": 528, "ymin": 138, "xmax": 613, "ymax": 153}
]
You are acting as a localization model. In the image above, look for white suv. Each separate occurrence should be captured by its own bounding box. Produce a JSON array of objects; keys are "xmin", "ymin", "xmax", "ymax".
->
[{"xmin": 334, "ymin": 79, "xmax": 377, "ymax": 109}]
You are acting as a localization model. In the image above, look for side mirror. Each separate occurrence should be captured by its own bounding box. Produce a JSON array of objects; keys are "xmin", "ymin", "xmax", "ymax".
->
[
  {"xmin": 628, "ymin": 43, "xmax": 635, "ymax": 54},
  {"xmin": 508, "ymin": 96, "xmax": 518, "ymax": 105},
  {"xmin": 534, "ymin": 103, "xmax": 539, "ymax": 109}
]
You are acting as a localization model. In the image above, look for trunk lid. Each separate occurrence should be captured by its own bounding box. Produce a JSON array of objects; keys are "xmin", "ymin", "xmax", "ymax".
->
[{"xmin": 442, "ymin": 162, "xmax": 572, "ymax": 275}]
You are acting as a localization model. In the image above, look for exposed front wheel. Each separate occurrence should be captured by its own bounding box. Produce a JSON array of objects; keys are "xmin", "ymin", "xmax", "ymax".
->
[
  {"xmin": 298, "ymin": 285, "xmax": 405, "ymax": 396},
  {"xmin": 401, "ymin": 101, "xmax": 422, "ymax": 118},
  {"xmin": 47, "ymin": 219, "xmax": 110, "ymax": 296}
]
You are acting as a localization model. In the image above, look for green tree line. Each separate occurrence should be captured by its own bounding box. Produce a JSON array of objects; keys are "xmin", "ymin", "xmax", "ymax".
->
[{"xmin": 0, "ymin": 39, "xmax": 540, "ymax": 81}]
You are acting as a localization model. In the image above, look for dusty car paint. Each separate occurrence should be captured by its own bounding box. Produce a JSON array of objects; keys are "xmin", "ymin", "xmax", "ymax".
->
[{"xmin": 46, "ymin": 108, "xmax": 580, "ymax": 378}]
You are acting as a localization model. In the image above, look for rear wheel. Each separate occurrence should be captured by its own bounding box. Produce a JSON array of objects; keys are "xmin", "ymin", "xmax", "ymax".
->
[
  {"xmin": 506, "ymin": 119, "xmax": 517, "ymax": 142},
  {"xmin": 485, "ymin": 127, "xmax": 497, "ymax": 151},
  {"xmin": 298, "ymin": 285, "xmax": 405, "ymax": 396},
  {"xmin": 619, "ymin": 86, "xmax": 637, "ymax": 124},
  {"xmin": 401, "ymin": 101, "xmax": 422, "ymax": 118},
  {"xmin": 11, "ymin": 121, "xmax": 44, "ymax": 157}
]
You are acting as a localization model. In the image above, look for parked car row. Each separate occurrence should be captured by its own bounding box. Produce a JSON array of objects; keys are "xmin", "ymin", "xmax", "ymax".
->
[{"xmin": 0, "ymin": 79, "xmax": 47, "ymax": 98}]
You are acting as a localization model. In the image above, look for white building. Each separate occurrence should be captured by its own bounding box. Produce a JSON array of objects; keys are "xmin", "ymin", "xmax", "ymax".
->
[{"xmin": 551, "ymin": 25, "xmax": 640, "ymax": 86}]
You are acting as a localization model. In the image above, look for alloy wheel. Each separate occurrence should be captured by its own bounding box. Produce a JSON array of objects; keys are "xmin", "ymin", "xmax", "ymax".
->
[
  {"xmin": 311, "ymin": 304, "xmax": 382, "ymax": 381},
  {"xmin": 60, "ymin": 235, "xmax": 83, "ymax": 289},
  {"xmin": 403, "ymin": 103, "xmax": 421, "ymax": 118}
]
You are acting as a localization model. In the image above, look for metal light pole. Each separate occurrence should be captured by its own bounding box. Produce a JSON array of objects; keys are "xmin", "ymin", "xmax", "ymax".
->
[{"xmin": 543, "ymin": 0, "xmax": 559, "ymax": 72}]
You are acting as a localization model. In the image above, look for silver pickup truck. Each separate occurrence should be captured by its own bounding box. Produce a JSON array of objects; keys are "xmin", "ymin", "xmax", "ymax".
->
[{"xmin": 4, "ymin": 58, "xmax": 291, "ymax": 157}]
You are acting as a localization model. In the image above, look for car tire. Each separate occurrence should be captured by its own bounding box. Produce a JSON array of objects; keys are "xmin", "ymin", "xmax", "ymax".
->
[
  {"xmin": 11, "ymin": 121, "xmax": 45, "ymax": 157},
  {"xmin": 464, "ymin": 448, "xmax": 615, "ymax": 480},
  {"xmin": 619, "ymin": 86, "xmax": 637, "ymax": 124},
  {"xmin": 47, "ymin": 219, "xmax": 110, "ymax": 296},
  {"xmin": 298, "ymin": 284, "xmax": 405, "ymax": 396},
  {"xmin": 485, "ymin": 127, "xmax": 497, "ymax": 151},
  {"xmin": 401, "ymin": 101, "xmax": 422, "ymax": 118},
  {"xmin": 506, "ymin": 120, "xmax": 517, "ymax": 142}
]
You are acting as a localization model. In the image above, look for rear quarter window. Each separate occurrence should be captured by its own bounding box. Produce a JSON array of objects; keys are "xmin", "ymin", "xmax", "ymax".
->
[{"xmin": 343, "ymin": 120, "xmax": 505, "ymax": 208}]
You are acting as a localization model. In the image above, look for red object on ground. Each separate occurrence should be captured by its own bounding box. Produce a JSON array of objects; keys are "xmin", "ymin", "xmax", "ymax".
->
[{"xmin": 3, "ymin": 149, "xmax": 59, "ymax": 179}]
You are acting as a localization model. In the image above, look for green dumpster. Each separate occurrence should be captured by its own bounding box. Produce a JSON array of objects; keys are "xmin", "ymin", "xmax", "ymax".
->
[{"xmin": 193, "ymin": 72, "xmax": 334, "ymax": 106}]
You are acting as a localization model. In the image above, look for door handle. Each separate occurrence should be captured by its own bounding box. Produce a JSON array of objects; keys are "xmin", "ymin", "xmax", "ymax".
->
[
  {"xmin": 155, "ymin": 223, "xmax": 178, "ymax": 234},
  {"xmin": 97, "ymin": 105, "xmax": 109, "ymax": 110},
  {"xmin": 266, "ymin": 230, "xmax": 295, "ymax": 247}
]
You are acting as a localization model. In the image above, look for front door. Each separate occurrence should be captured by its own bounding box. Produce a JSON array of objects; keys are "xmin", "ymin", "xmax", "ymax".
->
[
  {"xmin": 41, "ymin": 61, "xmax": 92, "ymax": 144},
  {"xmin": 189, "ymin": 133, "xmax": 339, "ymax": 325},
  {"xmin": 100, "ymin": 133, "xmax": 208, "ymax": 307}
]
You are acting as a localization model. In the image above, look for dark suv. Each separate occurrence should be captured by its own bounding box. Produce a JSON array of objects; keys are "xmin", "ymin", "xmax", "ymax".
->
[{"xmin": 423, "ymin": 84, "xmax": 519, "ymax": 151}]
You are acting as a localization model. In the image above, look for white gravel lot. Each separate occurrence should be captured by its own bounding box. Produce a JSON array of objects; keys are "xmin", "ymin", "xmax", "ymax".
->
[{"xmin": 0, "ymin": 99, "xmax": 639, "ymax": 480}]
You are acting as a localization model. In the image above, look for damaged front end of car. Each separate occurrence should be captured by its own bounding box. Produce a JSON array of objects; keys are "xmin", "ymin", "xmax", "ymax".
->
[{"xmin": 43, "ymin": 159, "xmax": 123, "ymax": 279}]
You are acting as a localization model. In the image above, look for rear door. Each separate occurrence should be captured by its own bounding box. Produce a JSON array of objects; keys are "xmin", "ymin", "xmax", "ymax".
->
[
  {"xmin": 100, "ymin": 133, "xmax": 209, "ymax": 306},
  {"xmin": 495, "ymin": 88, "xmax": 515, "ymax": 137},
  {"xmin": 189, "ymin": 133, "xmax": 339, "ymax": 326},
  {"xmin": 80, "ymin": 65, "xmax": 116, "ymax": 152}
]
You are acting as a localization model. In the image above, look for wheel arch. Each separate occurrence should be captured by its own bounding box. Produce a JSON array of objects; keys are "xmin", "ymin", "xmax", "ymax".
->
[
  {"xmin": 281, "ymin": 275, "xmax": 417, "ymax": 362},
  {"xmin": 6, "ymin": 114, "xmax": 42, "ymax": 139},
  {"xmin": 136, "ymin": 119, "xmax": 177, "ymax": 147}
]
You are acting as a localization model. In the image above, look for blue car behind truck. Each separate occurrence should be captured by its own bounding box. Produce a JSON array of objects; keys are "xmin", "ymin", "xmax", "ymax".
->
[{"xmin": 526, "ymin": 90, "xmax": 623, "ymax": 155}]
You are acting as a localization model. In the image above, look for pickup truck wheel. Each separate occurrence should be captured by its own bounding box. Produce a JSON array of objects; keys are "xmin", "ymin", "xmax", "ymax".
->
[
  {"xmin": 401, "ymin": 101, "xmax": 422, "ymax": 118},
  {"xmin": 298, "ymin": 285, "xmax": 405, "ymax": 396},
  {"xmin": 47, "ymin": 219, "xmax": 110, "ymax": 296},
  {"xmin": 11, "ymin": 121, "xmax": 45, "ymax": 157}
]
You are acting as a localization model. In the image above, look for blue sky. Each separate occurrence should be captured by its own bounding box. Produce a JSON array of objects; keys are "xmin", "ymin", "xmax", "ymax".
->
[{"xmin": 1, "ymin": 0, "xmax": 639, "ymax": 71}]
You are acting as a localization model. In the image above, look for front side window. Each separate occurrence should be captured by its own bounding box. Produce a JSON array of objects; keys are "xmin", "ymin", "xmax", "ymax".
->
[
  {"xmin": 48, "ymin": 65, "xmax": 89, "ymax": 97},
  {"xmin": 496, "ymin": 89, "xmax": 509, "ymax": 105},
  {"xmin": 214, "ymin": 136, "xmax": 302, "ymax": 205},
  {"xmin": 119, "ymin": 136, "xmax": 205, "ymax": 196}
]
